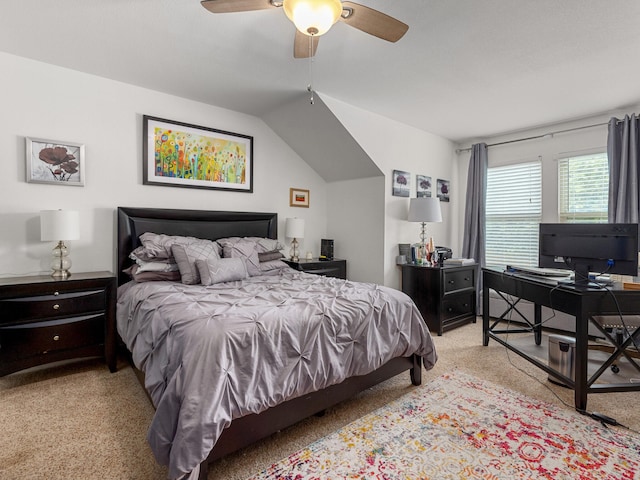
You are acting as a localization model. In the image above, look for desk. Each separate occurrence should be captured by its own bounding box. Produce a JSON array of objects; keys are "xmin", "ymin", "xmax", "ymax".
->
[{"xmin": 482, "ymin": 267, "xmax": 640, "ymax": 411}]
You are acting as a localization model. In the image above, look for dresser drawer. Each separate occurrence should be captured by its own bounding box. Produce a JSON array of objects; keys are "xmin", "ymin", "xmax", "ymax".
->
[
  {"xmin": 442, "ymin": 292, "xmax": 475, "ymax": 321},
  {"xmin": 0, "ymin": 313, "xmax": 105, "ymax": 361},
  {"xmin": 443, "ymin": 268, "xmax": 475, "ymax": 294},
  {"xmin": 0, "ymin": 289, "xmax": 106, "ymax": 324}
]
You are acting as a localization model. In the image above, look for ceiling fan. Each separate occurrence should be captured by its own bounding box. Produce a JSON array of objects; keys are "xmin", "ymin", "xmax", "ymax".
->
[{"xmin": 201, "ymin": 0, "xmax": 409, "ymax": 58}]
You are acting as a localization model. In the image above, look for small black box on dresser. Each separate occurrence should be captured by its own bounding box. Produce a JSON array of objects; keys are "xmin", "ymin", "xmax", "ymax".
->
[{"xmin": 0, "ymin": 271, "xmax": 117, "ymax": 376}]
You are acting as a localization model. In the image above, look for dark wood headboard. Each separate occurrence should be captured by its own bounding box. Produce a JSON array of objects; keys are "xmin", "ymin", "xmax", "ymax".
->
[{"xmin": 117, "ymin": 207, "xmax": 278, "ymax": 286}]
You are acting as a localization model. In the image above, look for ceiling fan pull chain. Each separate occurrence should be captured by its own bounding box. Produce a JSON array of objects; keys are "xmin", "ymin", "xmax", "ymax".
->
[{"xmin": 308, "ymin": 35, "xmax": 314, "ymax": 105}]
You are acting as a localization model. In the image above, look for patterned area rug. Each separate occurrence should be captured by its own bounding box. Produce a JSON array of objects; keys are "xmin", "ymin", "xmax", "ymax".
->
[{"xmin": 247, "ymin": 371, "xmax": 640, "ymax": 479}]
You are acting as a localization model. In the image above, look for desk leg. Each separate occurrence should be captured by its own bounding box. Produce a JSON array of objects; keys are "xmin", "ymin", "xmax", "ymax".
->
[
  {"xmin": 574, "ymin": 308, "xmax": 588, "ymax": 411},
  {"xmin": 483, "ymin": 285, "xmax": 490, "ymax": 346},
  {"xmin": 534, "ymin": 303, "xmax": 542, "ymax": 346}
]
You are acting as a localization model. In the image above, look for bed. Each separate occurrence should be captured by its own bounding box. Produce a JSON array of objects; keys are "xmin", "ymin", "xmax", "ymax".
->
[{"xmin": 116, "ymin": 207, "xmax": 437, "ymax": 480}]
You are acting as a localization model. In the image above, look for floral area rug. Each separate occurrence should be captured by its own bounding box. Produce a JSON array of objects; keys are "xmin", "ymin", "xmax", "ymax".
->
[{"xmin": 247, "ymin": 371, "xmax": 640, "ymax": 479}]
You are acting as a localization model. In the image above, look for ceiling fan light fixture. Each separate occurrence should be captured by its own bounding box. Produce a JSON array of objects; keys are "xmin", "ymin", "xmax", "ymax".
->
[{"xmin": 283, "ymin": 0, "xmax": 342, "ymax": 36}]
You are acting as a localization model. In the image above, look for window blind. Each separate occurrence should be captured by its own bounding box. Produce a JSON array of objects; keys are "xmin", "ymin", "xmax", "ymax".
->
[
  {"xmin": 558, "ymin": 152, "xmax": 608, "ymax": 223},
  {"xmin": 486, "ymin": 160, "xmax": 542, "ymax": 267}
]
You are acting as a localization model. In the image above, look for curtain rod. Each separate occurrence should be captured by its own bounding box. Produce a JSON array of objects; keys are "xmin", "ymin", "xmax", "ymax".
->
[{"xmin": 455, "ymin": 121, "xmax": 609, "ymax": 154}]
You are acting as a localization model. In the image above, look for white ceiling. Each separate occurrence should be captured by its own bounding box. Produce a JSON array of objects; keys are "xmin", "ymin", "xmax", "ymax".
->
[{"xmin": 2, "ymin": 0, "xmax": 640, "ymax": 143}]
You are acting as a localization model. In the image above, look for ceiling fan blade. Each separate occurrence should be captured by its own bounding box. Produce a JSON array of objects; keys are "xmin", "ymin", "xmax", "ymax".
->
[
  {"xmin": 294, "ymin": 31, "xmax": 319, "ymax": 58},
  {"xmin": 339, "ymin": 1, "xmax": 408, "ymax": 42},
  {"xmin": 201, "ymin": 0, "xmax": 276, "ymax": 14}
]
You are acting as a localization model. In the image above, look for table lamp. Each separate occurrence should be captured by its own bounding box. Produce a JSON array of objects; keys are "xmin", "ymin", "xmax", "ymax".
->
[
  {"xmin": 408, "ymin": 197, "xmax": 442, "ymax": 246},
  {"xmin": 285, "ymin": 217, "xmax": 305, "ymax": 262},
  {"xmin": 40, "ymin": 209, "xmax": 80, "ymax": 279}
]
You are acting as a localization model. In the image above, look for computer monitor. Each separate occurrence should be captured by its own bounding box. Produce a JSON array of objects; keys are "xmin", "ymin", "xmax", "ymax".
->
[{"xmin": 538, "ymin": 223, "xmax": 639, "ymax": 287}]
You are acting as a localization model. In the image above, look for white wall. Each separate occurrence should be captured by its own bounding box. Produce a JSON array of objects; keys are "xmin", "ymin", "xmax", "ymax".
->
[
  {"xmin": 321, "ymin": 95, "xmax": 458, "ymax": 289},
  {"xmin": 0, "ymin": 52, "xmax": 328, "ymax": 276},
  {"xmin": 326, "ymin": 176, "xmax": 385, "ymax": 284}
]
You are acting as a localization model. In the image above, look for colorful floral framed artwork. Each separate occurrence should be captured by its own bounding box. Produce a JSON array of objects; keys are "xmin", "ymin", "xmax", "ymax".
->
[
  {"xmin": 26, "ymin": 137, "xmax": 85, "ymax": 186},
  {"xmin": 143, "ymin": 115, "xmax": 253, "ymax": 192}
]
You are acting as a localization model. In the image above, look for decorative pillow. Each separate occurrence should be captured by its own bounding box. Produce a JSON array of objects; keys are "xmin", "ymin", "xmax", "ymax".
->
[
  {"xmin": 196, "ymin": 258, "xmax": 248, "ymax": 286},
  {"xmin": 217, "ymin": 237, "xmax": 284, "ymax": 254},
  {"xmin": 258, "ymin": 250, "xmax": 285, "ymax": 262},
  {"xmin": 259, "ymin": 259, "xmax": 290, "ymax": 272},
  {"xmin": 123, "ymin": 265, "xmax": 181, "ymax": 282},
  {"xmin": 134, "ymin": 260, "xmax": 179, "ymax": 273},
  {"xmin": 138, "ymin": 232, "xmax": 222, "ymax": 261},
  {"xmin": 221, "ymin": 239, "xmax": 261, "ymax": 276},
  {"xmin": 171, "ymin": 241, "xmax": 221, "ymax": 285}
]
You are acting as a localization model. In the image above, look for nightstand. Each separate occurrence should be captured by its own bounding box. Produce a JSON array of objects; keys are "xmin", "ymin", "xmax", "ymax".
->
[
  {"xmin": 283, "ymin": 258, "xmax": 347, "ymax": 279},
  {"xmin": 0, "ymin": 271, "xmax": 117, "ymax": 376},
  {"xmin": 401, "ymin": 263, "xmax": 477, "ymax": 335}
]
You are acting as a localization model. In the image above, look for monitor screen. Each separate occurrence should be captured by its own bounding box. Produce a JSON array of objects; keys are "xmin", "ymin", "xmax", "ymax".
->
[{"xmin": 538, "ymin": 223, "xmax": 639, "ymax": 287}]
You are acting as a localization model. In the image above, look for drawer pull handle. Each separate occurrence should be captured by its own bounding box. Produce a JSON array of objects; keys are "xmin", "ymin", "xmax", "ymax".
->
[
  {"xmin": 53, "ymin": 304, "xmax": 60, "ymax": 310},
  {"xmin": 53, "ymin": 335, "xmax": 60, "ymax": 341}
]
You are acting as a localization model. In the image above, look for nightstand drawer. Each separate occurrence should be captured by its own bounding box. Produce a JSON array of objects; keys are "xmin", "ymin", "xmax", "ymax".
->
[
  {"xmin": 443, "ymin": 269, "xmax": 475, "ymax": 293},
  {"xmin": 0, "ymin": 289, "xmax": 106, "ymax": 324},
  {"xmin": 0, "ymin": 313, "xmax": 105, "ymax": 361},
  {"xmin": 442, "ymin": 293, "xmax": 475, "ymax": 321}
]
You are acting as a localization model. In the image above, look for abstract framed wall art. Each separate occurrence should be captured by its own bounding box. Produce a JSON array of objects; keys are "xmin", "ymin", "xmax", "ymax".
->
[
  {"xmin": 26, "ymin": 137, "xmax": 85, "ymax": 186},
  {"xmin": 416, "ymin": 175, "xmax": 432, "ymax": 197},
  {"xmin": 392, "ymin": 170, "xmax": 410, "ymax": 197},
  {"xmin": 290, "ymin": 188, "xmax": 310, "ymax": 207},
  {"xmin": 437, "ymin": 178, "xmax": 450, "ymax": 202},
  {"xmin": 143, "ymin": 115, "xmax": 253, "ymax": 192}
]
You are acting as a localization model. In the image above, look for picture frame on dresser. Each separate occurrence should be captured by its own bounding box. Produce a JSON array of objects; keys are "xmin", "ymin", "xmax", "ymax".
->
[
  {"xmin": 26, "ymin": 137, "xmax": 85, "ymax": 186},
  {"xmin": 142, "ymin": 115, "xmax": 253, "ymax": 193}
]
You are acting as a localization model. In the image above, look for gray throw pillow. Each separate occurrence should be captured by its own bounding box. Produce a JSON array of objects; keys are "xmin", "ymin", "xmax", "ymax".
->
[
  {"xmin": 171, "ymin": 241, "xmax": 221, "ymax": 285},
  {"xmin": 196, "ymin": 257, "xmax": 248, "ymax": 286}
]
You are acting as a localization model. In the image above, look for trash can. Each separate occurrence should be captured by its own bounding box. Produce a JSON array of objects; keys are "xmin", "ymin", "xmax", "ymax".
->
[{"xmin": 548, "ymin": 334, "xmax": 576, "ymax": 387}]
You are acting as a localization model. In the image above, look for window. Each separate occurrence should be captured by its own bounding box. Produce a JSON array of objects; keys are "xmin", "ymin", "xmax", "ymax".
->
[
  {"xmin": 558, "ymin": 152, "xmax": 608, "ymax": 223},
  {"xmin": 486, "ymin": 160, "xmax": 542, "ymax": 267}
]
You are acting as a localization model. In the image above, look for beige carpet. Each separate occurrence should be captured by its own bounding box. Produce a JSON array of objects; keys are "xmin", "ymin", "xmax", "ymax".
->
[{"xmin": 2, "ymin": 320, "xmax": 640, "ymax": 480}]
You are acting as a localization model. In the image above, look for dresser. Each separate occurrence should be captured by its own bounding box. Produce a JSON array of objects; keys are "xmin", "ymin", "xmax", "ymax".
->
[
  {"xmin": 283, "ymin": 258, "xmax": 347, "ymax": 279},
  {"xmin": 401, "ymin": 263, "xmax": 477, "ymax": 335},
  {"xmin": 0, "ymin": 271, "xmax": 116, "ymax": 376}
]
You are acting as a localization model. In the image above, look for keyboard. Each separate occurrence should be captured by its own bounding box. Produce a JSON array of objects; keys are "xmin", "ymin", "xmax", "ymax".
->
[{"xmin": 506, "ymin": 265, "xmax": 572, "ymax": 277}]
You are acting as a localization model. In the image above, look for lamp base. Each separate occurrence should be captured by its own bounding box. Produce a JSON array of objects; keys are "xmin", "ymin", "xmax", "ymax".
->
[
  {"xmin": 50, "ymin": 240, "xmax": 72, "ymax": 279},
  {"xmin": 289, "ymin": 238, "xmax": 300, "ymax": 262}
]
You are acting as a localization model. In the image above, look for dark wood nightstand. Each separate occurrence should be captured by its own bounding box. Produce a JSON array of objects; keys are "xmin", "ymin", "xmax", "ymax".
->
[
  {"xmin": 283, "ymin": 258, "xmax": 347, "ymax": 279},
  {"xmin": 401, "ymin": 263, "xmax": 477, "ymax": 335},
  {"xmin": 0, "ymin": 271, "xmax": 117, "ymax": 376}
]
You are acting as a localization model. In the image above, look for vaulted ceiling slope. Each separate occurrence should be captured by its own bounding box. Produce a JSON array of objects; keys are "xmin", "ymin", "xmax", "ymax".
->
[{"xmin": 1, "ymin": 1, "xmax": 639, "ymax": 143}]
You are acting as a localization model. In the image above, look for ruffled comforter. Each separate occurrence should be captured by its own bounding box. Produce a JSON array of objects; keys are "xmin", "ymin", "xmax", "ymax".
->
[{"xmin": 117, "ymin": 268, "xmax": 437, "ymax": 479}]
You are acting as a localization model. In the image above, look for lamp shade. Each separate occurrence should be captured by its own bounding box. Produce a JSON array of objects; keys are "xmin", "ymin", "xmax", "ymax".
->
[
  {"xmin": 40, "ymin": 210, "xmax": 80, "ymax": 241},
  {"xmin": 408, "ymin": 197, "xmax": 442, "ymax": 223},
  {"xmin": 285, "ymin": 218, "xmax": 305, "ymax": 238},
  {"xmin": 282, "ymin": 0, "xmax": 342, "ymax": 36}
]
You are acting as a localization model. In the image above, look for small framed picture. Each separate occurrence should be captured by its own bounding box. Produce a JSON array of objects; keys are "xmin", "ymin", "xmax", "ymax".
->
[
  {"xmin": 26, "ymin": 137, "xmax": 85, "ymax": 186},
  {"xmin": 437, "ymin": 178, "xmax": 450, "ymax": 202},
  {"xmin": 416, "ymin": 175, "xmax": 432, "ymax": 198},
  {"xmin": 290, "ymin": 188, "xmax": 310, "ymax": 207},
  {"xmin": 392, "ymin": 169, "xmax": 410, "ymax": 197}
]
